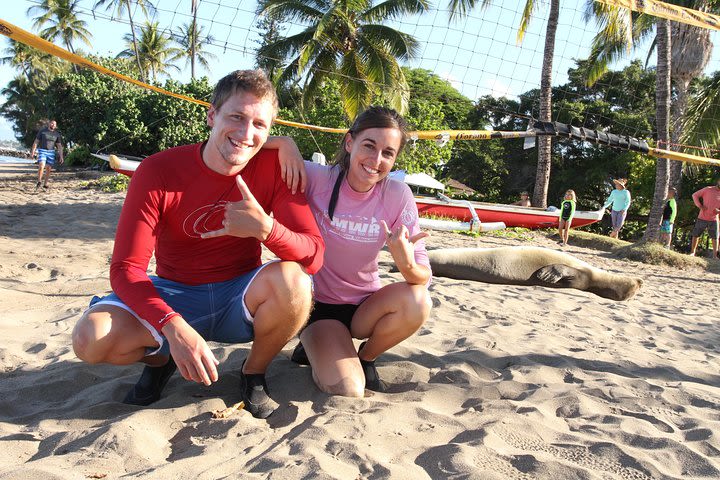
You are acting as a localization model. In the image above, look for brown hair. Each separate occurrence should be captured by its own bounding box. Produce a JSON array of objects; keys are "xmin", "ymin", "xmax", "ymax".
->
[
  {"xmin": 328, "ymin": 106, "xmax": 410, "ymax": 220},
  {"xmin": 210, "ymin": 69, "xmax": 278, "ymax": 116}
]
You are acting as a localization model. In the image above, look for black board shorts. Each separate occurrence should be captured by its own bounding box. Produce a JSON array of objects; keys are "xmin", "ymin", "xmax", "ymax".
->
[{"xmin": 307, "ymin": 301, "xmax": 362, "ymax": 331}]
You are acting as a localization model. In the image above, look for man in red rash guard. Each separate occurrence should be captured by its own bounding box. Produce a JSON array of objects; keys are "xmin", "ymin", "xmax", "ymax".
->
[{"xmin": 71, "ymin": 70, "xmax": 324, "ymax": 419}]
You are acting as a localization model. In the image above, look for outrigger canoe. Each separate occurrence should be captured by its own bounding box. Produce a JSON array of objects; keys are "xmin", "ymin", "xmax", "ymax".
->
[
  {"xmin": 92, "ymin": 154, "xmax": 597, "ymax": 230},
  {"xmin": 91, "ymin": 153, "xmax": 142, "ymax": 177},
  {"xmin": 415, "ymin": 195, "xmax": 604, "ymax": 229}
]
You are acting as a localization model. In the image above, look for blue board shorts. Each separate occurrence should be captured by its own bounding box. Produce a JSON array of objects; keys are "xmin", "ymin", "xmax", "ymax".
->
[
  {"xmin": 660, "ymin": 220, "xmax": 673, "ymax": 234},
  {"xmin": 37, "ymin": 149, "xmax": 56, "ymax": 166},
  {"xmin": 86, "ymin": 263, "xmax": 273, "ymax": 356}
]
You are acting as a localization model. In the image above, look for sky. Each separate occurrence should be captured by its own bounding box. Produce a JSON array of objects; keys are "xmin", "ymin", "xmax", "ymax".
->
[{"xmin": 2, "ymin": 0, "xmax": 720, "ymax": 143}]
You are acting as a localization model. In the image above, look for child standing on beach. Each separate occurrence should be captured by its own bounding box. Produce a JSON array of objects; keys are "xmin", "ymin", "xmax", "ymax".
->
[
  {"xmin": 558, "ymin": 190, "xmax": 576, "ymax": 246},
  {"xmin": 659, "ymin": 187, "xmax": 677, "ymax": 249}
]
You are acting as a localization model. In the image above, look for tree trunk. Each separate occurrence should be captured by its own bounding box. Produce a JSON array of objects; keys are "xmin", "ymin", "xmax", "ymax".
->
[
  {"xmin": 644, "ymin": 19, "xmax": 671, "ymax": 243},
  {"xmin": 126, "ymin": 4, "xmax": 145, "ymax": 82},
  {"xmin": 190, "ymin": 6, "xmax": 197, "ymax": 80},
  {"xmin": 669, "ymin": 79, "xmax": 689, "ymax": 195},
  {"xmin": 531, "ymin": 0, "xmax": 559, "ymax": 209},
  {"xmin": 65, "ymin": 39, "xmax": 79, "ymax": 73}
]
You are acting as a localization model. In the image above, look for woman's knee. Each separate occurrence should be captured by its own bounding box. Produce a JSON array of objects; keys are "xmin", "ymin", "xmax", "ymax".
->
[
  {"xmin": 403, "ymin": 285, "xmax": 432, "ymax": 329},
  {"xmin": 313, "ymin": 369, "xmax": 365, "ymax": 397}
]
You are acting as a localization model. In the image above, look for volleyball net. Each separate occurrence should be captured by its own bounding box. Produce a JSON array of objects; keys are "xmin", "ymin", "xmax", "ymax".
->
[{"xmin": 2, "ymin": 0, "xmax": 720, "ymax": 166}]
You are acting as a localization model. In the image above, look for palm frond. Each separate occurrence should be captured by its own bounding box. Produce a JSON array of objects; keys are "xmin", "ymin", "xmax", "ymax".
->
[
  {"xmin": 517, "ymin": 0, "xmax": 539, "ymax": 44},
  {"xmin": 359, "ymin": 24, "xmax": 419, "ymax": 60},
  {"xmin": 339, "ymin": 51, "xmax": 371, "ymax": 119},
  {"xmin": 682, "ymin": 72, "xmax": 720, "ymax": 148},
  {"xmin": 447, "ymin": 0, "xmax": 492, "ymax": 21},
  {"xmin": 363, "ymin": 0, "xmax": 429, "ymax": 22},
  {"xmin": 258, "ymin": 0, "xmax": 325, "ymax": 24}
]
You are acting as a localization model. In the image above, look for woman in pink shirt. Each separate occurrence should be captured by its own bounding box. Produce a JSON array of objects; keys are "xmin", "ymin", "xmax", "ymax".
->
[{"xmin": 286, "ymin": 106, "xmax": 432, "ymax": 396}]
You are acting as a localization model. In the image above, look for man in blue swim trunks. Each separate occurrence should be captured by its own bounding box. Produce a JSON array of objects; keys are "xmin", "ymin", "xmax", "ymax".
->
[{"xmin": 30, "ymin": 119, "xmax": 64, "ymax": 190}]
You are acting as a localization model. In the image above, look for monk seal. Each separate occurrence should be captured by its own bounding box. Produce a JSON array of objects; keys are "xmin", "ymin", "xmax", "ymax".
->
[{"xmin": 426, "ymin": 246, "xmax": 642, "ymax": 301}]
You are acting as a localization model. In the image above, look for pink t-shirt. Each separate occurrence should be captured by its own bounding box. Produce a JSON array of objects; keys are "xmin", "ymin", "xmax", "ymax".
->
[
  {"xmin": 693, "ymin": 186, "xmax": 720, "ymax": 221},
  {"xmin": 304, "ymin": 162, "xmax": 430, "ymax": 304}
]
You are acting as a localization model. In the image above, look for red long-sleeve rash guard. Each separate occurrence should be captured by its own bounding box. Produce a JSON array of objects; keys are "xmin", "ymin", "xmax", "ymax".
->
[{"xmin": 109, "ymin": 142, "xmax": 324, "ymax": 333}]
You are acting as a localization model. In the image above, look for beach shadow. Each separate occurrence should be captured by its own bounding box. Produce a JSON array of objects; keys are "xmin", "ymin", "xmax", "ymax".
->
[
  {"xmin": 641, "ymin": 271, "xmax": 720, "ymax": 283},
  {"xmin": 0, "ymin": 202, "xmax": 120, "ymax": 240},
  {"xmin": 380, "ymin": 347, "xmax": 720, "ymax": 390}
]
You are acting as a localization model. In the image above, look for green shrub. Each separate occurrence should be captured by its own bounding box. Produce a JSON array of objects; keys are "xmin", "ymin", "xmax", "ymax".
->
[
  {"xmin": 64, "ymin": 145, "xmax": 93, "ymax": 167},
  {"xmin": 82, "ymin": 174, "xmax": 129, "ymax": 192}
]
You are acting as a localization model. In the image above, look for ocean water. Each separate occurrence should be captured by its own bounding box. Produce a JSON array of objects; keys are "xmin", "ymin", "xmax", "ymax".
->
[{"xmin": 0, "ymin": 154, "xmax": 33, "ymax": 164}]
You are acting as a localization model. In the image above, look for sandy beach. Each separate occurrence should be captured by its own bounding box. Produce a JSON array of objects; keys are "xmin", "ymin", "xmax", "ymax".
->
[{"xmin": 1, "ymin": 162, "xmax": 719, "ymax": 479}]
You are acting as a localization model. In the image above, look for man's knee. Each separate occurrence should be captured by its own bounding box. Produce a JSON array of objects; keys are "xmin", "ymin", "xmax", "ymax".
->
[
  {"xmin": 72, "ymin": 313, "xmax": 107, "ymax": 364},
  {"xmin": 267, "ymin": 262, "xmax": 313, "ymax": 308}
]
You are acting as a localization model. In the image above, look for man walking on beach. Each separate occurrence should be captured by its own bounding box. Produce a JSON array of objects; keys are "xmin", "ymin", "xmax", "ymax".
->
[
  {"xmin": 689, "ymin": 178, "xmax": 720, "ymax": 259},
  {"xmin": 30, "ymin": 119, "xmax": 63, "ymax": 190},
  {"xmin": 72, "ymin": 70, "xmax": 325, "ymax": 419}
]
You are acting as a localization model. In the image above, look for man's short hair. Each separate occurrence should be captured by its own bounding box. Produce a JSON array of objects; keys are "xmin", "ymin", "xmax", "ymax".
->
[{"xmin": 210, "ymin": 70, "xmax": 278, "ymax": 117}]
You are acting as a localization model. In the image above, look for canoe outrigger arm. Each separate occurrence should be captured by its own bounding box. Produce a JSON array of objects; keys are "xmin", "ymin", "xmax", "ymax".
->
[{"xmin": 437, "ymin": 193, "xmax": 481, "ymax": 227}]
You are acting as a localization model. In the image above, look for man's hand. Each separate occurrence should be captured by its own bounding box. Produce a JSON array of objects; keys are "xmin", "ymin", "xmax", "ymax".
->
[
  {"xmin": 201, "ymin": 175, "xmax": 274, "ymax": 241},
  {"xmin": 270, "ymin": 136, "xmax": 307, "ymax": 194},
  {"xmin": 381, "ymin": 220, "xmax": 429, "ymax": 279},
  {"xmin": 162, "ymin": 317, "xmax": 219, "ymax": 386}
]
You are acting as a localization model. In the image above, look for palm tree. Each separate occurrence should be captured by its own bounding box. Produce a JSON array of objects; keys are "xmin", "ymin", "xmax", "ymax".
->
[
  {"xmin": 584, "ymin": 1, "xmax": 715, "ymax": 241},
  {"xmin": 256, "ymin": 0, "xmax": 428, "ymax": 119},
  {"xmin": 682, "ymin": 71, "xmax": 720, "ymax": 151},
  {"xmin": 93, "ymin": 0, "xmax": 155, "ymax": 82},
  {"xmin": 644, "ymin": 19, "xmax": 671, "ymax": 242},
  {"xmin": 447, "ymin": 0, "xmax": 560, "ymax": 208},
  {"xmin": 174, "ymin": 22, "xmax": 216, "ymax": 79},
  {"xmin": 1, "ymin": 39, "xmax": 66, "ymax": 88},
  {"xmin": 117, "ymin": 21, "xmax": 182, "ymax": 82},
  {"xmin": 668, "ymin": 18, "xmax": 712, "ymax": 190},
  {"xmin": 27, "ymin": 0, "xmax": 92, "ymax": 54},
  {"xmin": 1, "ymin": 76, "xmax": 46, "ymax": 145},
  {"xmin": 585, "ymin": 1, "xmax": 713, "ymax": 195}
]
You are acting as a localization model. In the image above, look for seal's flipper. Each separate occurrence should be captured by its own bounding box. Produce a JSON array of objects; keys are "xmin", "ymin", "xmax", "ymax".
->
[{"xmin": 533, "ymin": 264, "xmax": 581, "ymax": 287}]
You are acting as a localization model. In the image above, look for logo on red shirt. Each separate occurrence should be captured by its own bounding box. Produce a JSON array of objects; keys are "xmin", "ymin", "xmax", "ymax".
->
[{"xmin": 182, "ymin": 202, "xmax": 228, "ymax": 238}]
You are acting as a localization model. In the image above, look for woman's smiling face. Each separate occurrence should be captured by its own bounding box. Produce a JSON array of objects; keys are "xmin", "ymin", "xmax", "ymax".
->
[{"xmin": 344, "ymin": 127, "xmax": 404, "ymax": 193}]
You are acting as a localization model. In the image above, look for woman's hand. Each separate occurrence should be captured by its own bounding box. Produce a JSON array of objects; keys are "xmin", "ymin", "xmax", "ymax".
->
[
  {"xmin": 382, "ymin": 220, "xmax": 430, "ymax": 284},
  {"xmin": 267, "ymin": 136, "xmax": 307, "ymax": 194}
]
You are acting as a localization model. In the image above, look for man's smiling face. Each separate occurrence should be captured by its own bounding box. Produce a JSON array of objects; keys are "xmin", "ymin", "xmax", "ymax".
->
[{"xmin": 204, "ymin": 92, "xmax": 274, "ymax": 176}]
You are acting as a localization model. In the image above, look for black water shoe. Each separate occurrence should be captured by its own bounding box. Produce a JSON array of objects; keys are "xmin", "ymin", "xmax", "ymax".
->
[
  {"xmin": 239, "ymin": 360, "xmax": 278, "ymax": 419},
  {"xmin": 123, "ymin": 357, "xmax": 177, "ymax": 406},
  {"xmin": 290, "ymin": 342, "xmax": 310, "ymax": 365},
  {"xmin": 358, "ymin": 342, "xmax": 387, "ymax": 393}
]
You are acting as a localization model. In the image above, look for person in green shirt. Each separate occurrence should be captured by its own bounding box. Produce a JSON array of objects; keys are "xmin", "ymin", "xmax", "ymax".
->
[
  {"xmin": 659, "ymin": 187, "xmax": 677, "ymax": 249},
  {"xmin": 558, "ymin": 189, "xmax": 576, "ymax": 246}
]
